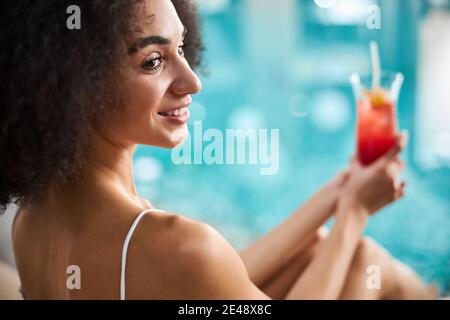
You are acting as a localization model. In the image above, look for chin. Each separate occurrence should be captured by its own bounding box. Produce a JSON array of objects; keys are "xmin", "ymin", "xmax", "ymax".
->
[
  {"xmin": 159, "ymin": 126, "xmax": 189, "ymax": 149},
  {"xmin": 165, "ymin": 138, "xmax": 187, "ymax": 149}
]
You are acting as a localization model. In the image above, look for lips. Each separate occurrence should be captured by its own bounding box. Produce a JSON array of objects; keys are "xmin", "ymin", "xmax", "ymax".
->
[
  {"xmin": 157, "ymin": 101, "xmax": 191, "ymax": 125},
  {"xmin": 158, "ymin": 106, "xmax": 189, "ymax": 117}
]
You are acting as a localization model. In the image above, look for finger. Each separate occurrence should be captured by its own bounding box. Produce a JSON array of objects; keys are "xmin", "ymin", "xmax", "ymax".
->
[
  {"xmin": 395, "ymin": 187, "xmax": 405, "ymax": 200},
  {"xmin": 386, "ymin": 159, "xmax": 406, "ymax": 177},
  {"xmin": 394, "ymin": 181, "xmax": 406, "ymax": 199},
  {"xmin": 375, "ymin": 131, "xmax": 408, "ymax": 169}
]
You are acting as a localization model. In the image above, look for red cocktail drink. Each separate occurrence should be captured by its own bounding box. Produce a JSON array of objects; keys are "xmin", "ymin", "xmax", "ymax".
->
[
  {"xmin": 351, "ymin": 43, "xmax": 404, "ymax": 166},
  {"xmin": 350, "ymin": 70, "xmax": 404, "ymax": 166},
  {"xmin": 357, "ymin": 89, "xmax": 397, "ymax": 165}
]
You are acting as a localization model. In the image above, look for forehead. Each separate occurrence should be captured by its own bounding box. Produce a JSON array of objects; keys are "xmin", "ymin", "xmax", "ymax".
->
[{"xmin": 133, "ymin": 0, "xmax": 184, "ymax": 38}]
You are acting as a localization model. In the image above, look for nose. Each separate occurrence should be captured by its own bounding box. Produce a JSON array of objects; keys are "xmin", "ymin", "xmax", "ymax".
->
[{"xmin": 170, "ymin": 60, "xmax": 202, "ymax": 96}]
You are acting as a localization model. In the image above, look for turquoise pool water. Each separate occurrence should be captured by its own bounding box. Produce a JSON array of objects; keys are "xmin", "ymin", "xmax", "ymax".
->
[{"xmin": 136, "ymin": 0, "xmax": 450, "ymax": 294}]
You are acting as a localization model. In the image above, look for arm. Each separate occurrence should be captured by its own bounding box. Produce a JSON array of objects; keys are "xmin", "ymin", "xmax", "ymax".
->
[
  {"xmin": 239, "ymin": 171, "xmax": 348, "ymax": 287},
  {"xmin": 285, "ymin": 201, "xmax": 367, "ymax": 299},
  {"xmin": 286, "ymin": 134, "xmax": 407, "ymax": 299}
]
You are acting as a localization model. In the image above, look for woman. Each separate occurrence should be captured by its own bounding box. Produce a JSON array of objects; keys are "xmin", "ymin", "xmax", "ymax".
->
[{"xmin": 1, "ymin": 0, "xmax": 434, "ymax": 299}]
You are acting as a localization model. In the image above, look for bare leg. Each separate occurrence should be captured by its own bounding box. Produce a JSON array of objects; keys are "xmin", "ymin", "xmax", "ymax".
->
[
  {"xmin": 338, "ymin": 237, "xmax": 392, "ymax": 299},
  {"xmin": 339, "ymin": 237, "xmax": 436, "ymax": 300},
  {"xmin": 260, "ymin": 228, "xmax": 327, "ymax": 299},
  {"xmin": 260, "ymin": 230, "xmax": 435, "ymax": 300}
]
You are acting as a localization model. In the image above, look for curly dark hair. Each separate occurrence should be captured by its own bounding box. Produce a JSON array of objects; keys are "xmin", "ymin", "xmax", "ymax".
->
[{"xmin": 0, "ymin": 0, "xmax": 204, "ymax": 214}]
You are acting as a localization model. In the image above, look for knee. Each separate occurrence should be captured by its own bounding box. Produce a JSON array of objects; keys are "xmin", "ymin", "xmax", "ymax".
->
[
  {"xmin": 352, "ymin": 237, "xmax": 378, "ymax": 271},
  {"xmin": 352, "ymin": 237, "xmax": 394, "ymax": 273},
  {"xmin": 288, "ymin": 227, "xmax": 329, "ymax": 267}
]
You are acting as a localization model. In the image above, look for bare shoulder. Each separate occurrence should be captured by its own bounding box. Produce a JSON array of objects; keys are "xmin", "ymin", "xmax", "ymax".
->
[{"xmin": 126, "ymin": 212, "xmax": 270, "ymax": 300}]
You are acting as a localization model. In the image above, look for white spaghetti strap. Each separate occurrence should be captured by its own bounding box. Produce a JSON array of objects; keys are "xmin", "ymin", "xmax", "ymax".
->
[{"xmin": 120, "ymin": 208, "xmax": 165, "ymax": 300}]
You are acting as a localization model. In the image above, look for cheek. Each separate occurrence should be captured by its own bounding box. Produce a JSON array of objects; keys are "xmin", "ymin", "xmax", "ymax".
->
[
  {"xmin": 126, "ymin": 76, "xmax": 165, "ymax": 117},
  {"xmin": 108, "ymin": 76, "xmax": 168, "ymax": 143}
]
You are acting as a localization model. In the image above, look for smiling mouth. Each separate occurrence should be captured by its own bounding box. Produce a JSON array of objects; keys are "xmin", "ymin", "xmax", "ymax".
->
[
  {"xmin": 157, "ymin": 106, "xmax": 189, "ymax": 117},
  {"xmin": 157, "ymin": 106, "xmax": 190, "ymax": 125}
]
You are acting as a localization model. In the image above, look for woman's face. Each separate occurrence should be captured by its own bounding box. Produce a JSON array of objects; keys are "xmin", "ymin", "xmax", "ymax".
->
[{"xmin": 103, "ymin": 0, "xmax": 202, "ymax": 149}]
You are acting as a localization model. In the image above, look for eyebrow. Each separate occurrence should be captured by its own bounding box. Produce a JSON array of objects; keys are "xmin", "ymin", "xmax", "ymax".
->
[
  {"xmin": 128, "ymin": 36, "xmax": 170, "ymax": 54},
  {"xmin": 128, "ymin": 26, "xmax": 187, "ymax": 55}
]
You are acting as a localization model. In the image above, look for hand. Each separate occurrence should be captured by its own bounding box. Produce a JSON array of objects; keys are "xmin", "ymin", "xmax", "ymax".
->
[{"xmin": 338, "ymin": 132, "xmax": 408, "ymax": 218}]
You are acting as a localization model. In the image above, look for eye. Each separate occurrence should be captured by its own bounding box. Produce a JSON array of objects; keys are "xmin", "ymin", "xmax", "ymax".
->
[
  {"xmin": 178, "ymin": 45, "xmax": 185, "ymax": 57},
  {"xmin": 141, "ymin": 53, "xmax": 165, "ymax": 73}
]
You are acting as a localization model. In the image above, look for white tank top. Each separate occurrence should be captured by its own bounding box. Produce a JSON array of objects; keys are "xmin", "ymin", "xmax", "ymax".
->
[{"xmin": 120, "ymin": 208, "xmax": 165, "ymax": 300}]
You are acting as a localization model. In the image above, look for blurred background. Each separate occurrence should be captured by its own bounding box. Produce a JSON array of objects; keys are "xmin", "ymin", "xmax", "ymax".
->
[{"xmin": 1, "ymin": 0, "xmax": 449, "ymax": 295}]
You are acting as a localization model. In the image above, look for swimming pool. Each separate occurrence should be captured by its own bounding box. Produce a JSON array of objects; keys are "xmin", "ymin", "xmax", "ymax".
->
[{"xmin": 135, "ymin": 0, "xmax": 450, "ymax": 294}]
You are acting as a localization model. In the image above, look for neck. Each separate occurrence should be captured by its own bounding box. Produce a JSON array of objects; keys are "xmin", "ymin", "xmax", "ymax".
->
[{"xmin": 82, "ymin": 129, "xmax": 139, "ymax": 199}]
